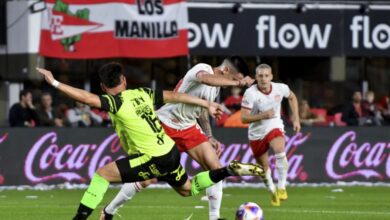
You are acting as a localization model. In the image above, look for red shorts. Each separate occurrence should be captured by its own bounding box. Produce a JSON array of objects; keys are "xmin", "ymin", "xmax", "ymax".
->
[
  {"xmin": 161, "ymin": 123, "xmax": 208, "ymax": 152},
  {"xmin": 249, "ymin": 128, "xmax": 284, "ymax": 157}
]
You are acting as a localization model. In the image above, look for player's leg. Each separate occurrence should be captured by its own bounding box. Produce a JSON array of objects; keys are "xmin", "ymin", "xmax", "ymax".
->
[
  {"xmin": 249, "ymin": 138, "xmax": 278, "ymax": 206},
  {"xmin": 256, "ymin": 153, "xmax": 275, "ymax": 193},
  {"xmin": 101, "ymin": 179, "xmax": 157, "ymax": 220},
  {"xmin": 269, "ymin": 136, "xmax": 288, "ymax": 200},
  {"xmin": 187, "ymin": 142, "xmax": 223, "ymax": 220},
  {"xmin": 73, "ymin": 161, "xmax": 121, "ymax": 220},
  {"xmin": 169, "ymin": 162, "xmax": 264, "ymax": 197},
  {"xmin": 163, "ymin": 147, "xmax": 263, "ymax": 198},
  {"xmin": 98, "ymin": 154, "xmax": 158, "ymax": 220},
  {"xmin": 255, "ymin": 153, "xmax": 279, "ymax": 206}
]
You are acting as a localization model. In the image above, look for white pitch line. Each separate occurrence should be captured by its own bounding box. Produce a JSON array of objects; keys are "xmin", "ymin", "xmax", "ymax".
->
[
  {"xmin": 0, "ymin": 204, "xmax": 389, "ymax": 216},
  {"xmin": 272, "ymin": 209, "xmax": 390, "ymax": 216}
]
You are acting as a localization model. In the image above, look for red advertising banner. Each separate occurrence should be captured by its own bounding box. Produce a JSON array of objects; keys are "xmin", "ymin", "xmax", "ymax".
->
[{"xmin": 39, "ymin": 0, "xmax": 188, "ymax": 59}]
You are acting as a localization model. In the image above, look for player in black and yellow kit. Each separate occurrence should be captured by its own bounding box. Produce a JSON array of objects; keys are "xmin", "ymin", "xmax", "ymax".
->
[{"xmin": 36, "ymin": 62, "xmax": 263, "ymax": 220}]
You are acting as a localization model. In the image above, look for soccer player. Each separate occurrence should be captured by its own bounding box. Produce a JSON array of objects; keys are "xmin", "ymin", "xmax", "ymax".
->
[
  {"xmin": 101, "ymin": 57, "xmax": 254, "ymax": 220},
  {"xmin": 241, "ymin": 64, "xmax": 300, "ymax": 206},
  {"xmin": 36, "ymin": 62, "xmax": 263, "ymax": 220}
]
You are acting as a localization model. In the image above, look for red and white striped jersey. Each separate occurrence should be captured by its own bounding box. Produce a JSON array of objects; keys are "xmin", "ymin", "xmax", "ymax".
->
[
  {"xmin": 242, "ymin": 82, "xmax": 290, "ymax": 140},
  {"xmin": 157, "ymin": 63, "xmax": 220, "ymax": 130}
]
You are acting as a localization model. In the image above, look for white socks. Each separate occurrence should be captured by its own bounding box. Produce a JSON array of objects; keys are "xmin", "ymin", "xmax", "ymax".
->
[
  {"xmin": 260, "ymin": 168, "xmax": 276, "ymax": 194},
  {"xmin": 105, "ymin": 182, "xmax": 143, "ymax": 214},
  {"xmin": 105, "ymin": 180, "xmax": 223, "ymax": 220},
  {"xmin": 275, "ymin": 152, "xmax": 289, "ymax": 189},
  {"xmin": 206, "ymin": 181, "xmax": 223, "ymax": 220}
]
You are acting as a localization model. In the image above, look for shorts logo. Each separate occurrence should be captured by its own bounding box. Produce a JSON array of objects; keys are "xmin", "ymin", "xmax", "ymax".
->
[
  {"xmin": 171, "ymin": 166, "xmax": 185, "ymax": 181},
  {"xmin": 149, "ymin": 164, "xmax": 166, "ymax": 177},
  {"xmin": 138, "ymin": 171, "xmax": 150, "ymax": 180}
]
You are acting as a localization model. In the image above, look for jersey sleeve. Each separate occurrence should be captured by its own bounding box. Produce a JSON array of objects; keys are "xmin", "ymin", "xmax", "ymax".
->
[
  {"xmin": 241, "ymin": 89, "xmax": 255, "ymax": 110},
  {"xmin": 280, "ymin": 83, "xmax": 291, "ymax": 98},
  {"xmin": 99, "ymin": 94, "xmax": 123, "ymax": 114},
  {"xmin": 140, "ymin": 87, "xmax": 164, "ymax": 107},
  {"xmin": 186, "ymin": 63, "xmax": 213, "ymax": 82}
]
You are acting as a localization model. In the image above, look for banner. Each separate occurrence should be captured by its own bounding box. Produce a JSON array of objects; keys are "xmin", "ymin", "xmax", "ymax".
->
[
  {"xmin": 188, "ymin": 5, "xmax": 390, "ymax": 56},
  {"xmin": 344, "ymin": 11, "xmax": 390, "ymax": 56},
  {"xmin": 39, "ymin": 0, "xmax": 188, "ymax": 59},
  {"xmin": 0, "ymin": 127, "xmax": 389, "ymax": 186}
]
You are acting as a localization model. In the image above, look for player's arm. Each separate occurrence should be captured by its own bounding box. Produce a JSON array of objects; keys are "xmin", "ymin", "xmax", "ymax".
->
[
  {"xmin": 198, "ymin": 110, "xmax": 222, "ymax": 156},
  {"xmin": 163, "ymin": 90, "xmax": 214, "ymax": 109},
  {"xmin": 241, "ymin": 107, "xmax": 275, "ymax": 123},
  {"xmin": 36, "ymin": 67, "xmax": 101, "ymax": 108},
  {"xmin": 287, "ymin": 90, "xmax": 301, "ymax": 132},
  {"xmin": 162, "ymin": 90, "xmax": 223, "ymax": 119},
  {"xmin": 196, "ymin": 70, "xmax": 254, "ymax": 87},
  {"xmin": 198, "ymin": 110, "xmax": 213, "ymax": 138}
]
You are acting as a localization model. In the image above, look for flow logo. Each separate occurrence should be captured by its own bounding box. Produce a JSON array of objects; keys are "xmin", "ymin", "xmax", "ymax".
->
[
  {"xmin": 350, "ymin": 15, "xmax": 390, "ymax": 49},
  {"xmin": 188, "ymin": 22, "xmax": 234, "ymax": 48},
  {"xmin": 256, "ymin": 15, "xmax": 332, "ymax": 49}
]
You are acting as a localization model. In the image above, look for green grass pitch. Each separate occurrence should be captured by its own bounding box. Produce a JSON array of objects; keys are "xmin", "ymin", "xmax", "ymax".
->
[{"xmin": 0, "ymin": 186, "xmax": 389, "ymax": 220}]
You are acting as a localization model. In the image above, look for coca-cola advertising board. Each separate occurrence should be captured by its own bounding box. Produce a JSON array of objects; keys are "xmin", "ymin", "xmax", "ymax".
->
[{"xmin": 0, "ymin": 127, "xmax": 388, "ymax": 186}]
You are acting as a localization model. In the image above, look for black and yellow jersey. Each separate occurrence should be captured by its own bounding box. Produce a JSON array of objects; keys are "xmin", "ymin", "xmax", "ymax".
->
[{"xmin": 99, "ymin": 88, "xmax": 174, "ymax": 157}]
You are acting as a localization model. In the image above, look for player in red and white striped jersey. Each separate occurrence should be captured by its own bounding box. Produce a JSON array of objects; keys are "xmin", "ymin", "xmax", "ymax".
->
[{"xmin": 241, "ymin": 63, "xmax": 301, "ymax": 207}]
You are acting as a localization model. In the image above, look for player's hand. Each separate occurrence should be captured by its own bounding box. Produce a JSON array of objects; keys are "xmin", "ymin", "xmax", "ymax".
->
[
  {"xmin": 238, "ymin": 76, "xmax": 255, "ymax": 87},
  {"xmin": 292, "ymin": 120, "xmax": 301, "ymax": 133},
  {"xmin": 262, "ymin": 109, "xmax": 275, "ymax": 119},
  {"xmin": 36, "ymin": 67, "xmax": 55, "ymax": 85},
  {"xmin": 208, "ymin": 136, "xmax": 222, "ymax": 157},
  {"xmin": 208, "ymin": 102, "xmax": 224, "ymax": 119}
]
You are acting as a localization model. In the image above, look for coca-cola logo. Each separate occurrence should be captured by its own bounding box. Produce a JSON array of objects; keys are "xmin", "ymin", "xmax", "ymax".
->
[
  {"xmin": 23, "ymin": 131, "xmax": 309, "ymax": 184},
  {"xmin": 326, "ymin": 131, "xmax": 390, "ymax": 180},
  {"xmin": 0, "ymin": 133, "xmax": 8, "ymax": 144},
  {"xmin": 0, "ymin": 133, "xmax": 8, "ymax": 185},
  {"xmin": 24, "ymin": 132, "xmax": 124, "ymax": 183}
]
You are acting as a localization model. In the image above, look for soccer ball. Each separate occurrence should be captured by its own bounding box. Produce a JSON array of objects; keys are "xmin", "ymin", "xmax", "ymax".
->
[{"xmin": 235, "ymin": 202, "xmax": 264, "ymax": 220}]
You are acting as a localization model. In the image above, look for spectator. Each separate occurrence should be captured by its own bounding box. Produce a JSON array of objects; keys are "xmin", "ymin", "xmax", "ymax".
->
[
  {"xmin": 298, "ymin": 99, "xmax": 325, "ymax": 126},
  {"xmin": 342, "ymin": 91, "xmax": 366, "ymax": 126},
  {"xmin": 36, "ymin": 92, "xmax": 67, "ymax": 127},
  {"xmin": 361, "ymin": 91, "xmax": 382, "ymax": 126},
  {"xmin": 91, "ymin": 108, "xmax": 112, "ymax": 127},
  {"xmin": 8, "ymin": 89, "xmax": 40, "ymax": 127},
  {"xmin": 216, "ymin": 87, "xmax": 243, "ymax": 126},
  {"xmin": 67, "ymin": 101, "xmax": 103, "ymax": 127},
  {"xmin": 377, "ymin": 95, "xmax": 390, "ymax": 125},
  {"xmin": 223, "ymin": 86, "xmax": 243, "ymax": 114}
]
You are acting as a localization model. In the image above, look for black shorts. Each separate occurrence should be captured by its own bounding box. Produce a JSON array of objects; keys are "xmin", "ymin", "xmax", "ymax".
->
[{"xmin": 116, "ymin": 146, "xmax": 188, "ymax": 187}]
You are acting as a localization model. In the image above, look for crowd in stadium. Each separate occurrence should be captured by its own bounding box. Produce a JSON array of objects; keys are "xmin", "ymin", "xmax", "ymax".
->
[{"xmin": 8, "ymin": 83, "xmax": 390, "ymax": 128}]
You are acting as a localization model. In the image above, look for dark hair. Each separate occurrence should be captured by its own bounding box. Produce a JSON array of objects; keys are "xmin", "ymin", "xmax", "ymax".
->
[
  {"xmin": 227, "ymin": 56, "xmax": 250, "ymax": 76},
  {"xmin": 19, "ymin": 89, "xmax": 31, "ymax": 100},
  {"xmin": 40, "ymin": 92, "xmax": 52, "ymax": 99},
  {"xmin": 98, "ymin": 62, "xmax": 124, "ymax": 88}
]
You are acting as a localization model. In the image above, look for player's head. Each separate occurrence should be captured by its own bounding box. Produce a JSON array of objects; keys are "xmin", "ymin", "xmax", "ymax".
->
[
  {"xmin": 255, "ymin": 63, "xmax": 273, "ymax": 87},
  {"xmin": 98, "ymin": 62, "xmax": 127, "ymax": 93},
  {"xmin": 220, "ymin": 56, "xmax": 249, "ymax": 80}
]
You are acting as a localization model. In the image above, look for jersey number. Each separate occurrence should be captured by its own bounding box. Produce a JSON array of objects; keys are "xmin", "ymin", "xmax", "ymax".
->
[{"xmin": 141, "ymin": 113, "xmax": 165, "ymax": 145}]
